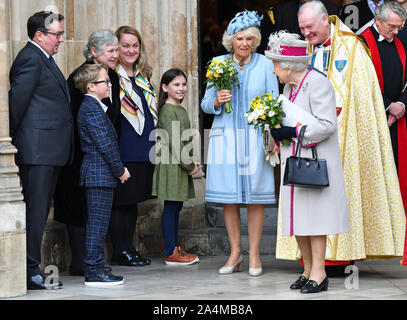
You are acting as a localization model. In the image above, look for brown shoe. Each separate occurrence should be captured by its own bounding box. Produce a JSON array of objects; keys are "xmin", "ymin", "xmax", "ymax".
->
[
  {"xmin": 177, "ymin": 246, "xmax": 198, "ymax": 260},
  {"xmin": 165, "ymin": 247, "xmax": 199, "ymax": 265}
]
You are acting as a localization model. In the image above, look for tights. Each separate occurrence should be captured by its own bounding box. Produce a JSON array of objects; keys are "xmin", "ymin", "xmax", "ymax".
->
[{"xmin": 161, "ymin": 200, "xmax": 183, "ymax": 257}]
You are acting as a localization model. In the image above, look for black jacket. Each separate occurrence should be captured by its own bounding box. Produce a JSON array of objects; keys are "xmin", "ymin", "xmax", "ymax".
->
[
  {"xmin": 340, "ymin": 0, "xmax": 375, "ymax": 33},
  {"xmin": 9, "ymin": 42, "xmax": 74, "ymax": 166}
]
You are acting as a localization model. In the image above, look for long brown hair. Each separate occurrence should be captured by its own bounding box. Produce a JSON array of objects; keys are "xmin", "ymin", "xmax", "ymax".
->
[
  {"xmin": 115, "ymin": 25, "xmax": 153, "ymax": 80},
  {"xmin": 158, "ymin": 68, "xmax": 188, "ymax": 115}
]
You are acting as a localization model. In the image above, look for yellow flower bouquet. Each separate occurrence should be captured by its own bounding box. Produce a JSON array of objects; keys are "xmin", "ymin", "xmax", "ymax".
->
[
  {"xmin": 205, "ymin": 57, "xmax": 240, "ymax": 113},
  {"xmin": 245, "ymin": 93, "xmax": 284, "ymax": 133},
  {"xmin": 245, "ymin": 93, "xmax": 288, "ymax": 166}
]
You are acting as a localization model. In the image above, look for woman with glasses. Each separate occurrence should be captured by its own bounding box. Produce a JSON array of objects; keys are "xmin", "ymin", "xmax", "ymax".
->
[
  {"xmin": 53, "ymin": 29, "xmax": 121, "ymax": 276},
  {"xmin": 108, "ymin": 26, "xmax": 158, "ymax": 267}
]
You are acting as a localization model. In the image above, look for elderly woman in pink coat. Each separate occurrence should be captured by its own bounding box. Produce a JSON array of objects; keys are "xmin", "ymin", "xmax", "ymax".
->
[{"xmin": 265, "ymin": 31, "xmax": 350, "ymax": 294}]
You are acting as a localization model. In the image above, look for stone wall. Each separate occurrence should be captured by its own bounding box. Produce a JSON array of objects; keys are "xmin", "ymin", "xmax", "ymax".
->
[{"xmin": 0, "ymin": 0, "xmax": 203, "ymax": 297}]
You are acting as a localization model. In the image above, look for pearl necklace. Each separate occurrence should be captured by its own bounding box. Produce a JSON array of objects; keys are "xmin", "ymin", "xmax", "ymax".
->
[{"xmin": 233, "ymin": 54, "xmax": 252, "ymax": 70}]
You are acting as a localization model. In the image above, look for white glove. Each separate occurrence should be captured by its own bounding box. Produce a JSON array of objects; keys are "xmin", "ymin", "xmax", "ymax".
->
[{"xmin": 266, "ymin": 152, "xmax": 280, "ymax": 167}]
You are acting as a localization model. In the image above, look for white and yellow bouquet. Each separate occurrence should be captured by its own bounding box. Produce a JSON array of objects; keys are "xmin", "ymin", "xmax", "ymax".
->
[
  {"xmin": 245, "ymin": 93, "xmax": 287, "ymax": 166},
  {"xmin": 205, "ymin": 57, "xmax": 240, "ymax": 113}
]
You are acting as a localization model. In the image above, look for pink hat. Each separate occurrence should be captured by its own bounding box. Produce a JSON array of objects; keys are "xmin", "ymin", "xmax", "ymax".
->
[{"xmin": 265, "ymin": 31, "xmax": 312, "ymax": 63}]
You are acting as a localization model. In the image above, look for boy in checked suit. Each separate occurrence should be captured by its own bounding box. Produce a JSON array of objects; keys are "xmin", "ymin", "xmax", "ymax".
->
[{"xmin": 74, "ymin": 64, "xmax": 130, "ymax": 287}]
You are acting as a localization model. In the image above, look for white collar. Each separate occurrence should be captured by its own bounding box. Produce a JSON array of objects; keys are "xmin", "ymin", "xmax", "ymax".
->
[
  {"xmin": 373, "ymin": 23, "xmax": 394, "ymax": 43},
  {"xmin": 86, "ymin": 94, "xmax": 108, "ymax": 113},
  {"xmin": 29, "ymin": 40, "xmax": 50, "ymax": 58}
]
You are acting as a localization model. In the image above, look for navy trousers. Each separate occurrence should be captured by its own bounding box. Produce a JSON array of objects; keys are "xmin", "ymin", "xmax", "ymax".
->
[
  {"xmin": 161, "ymin": 200, "xmax": 184, "ymax": 257},
  {"xmin": 85, "ymin": 187, "xmax": 113, "ymax": 276}
]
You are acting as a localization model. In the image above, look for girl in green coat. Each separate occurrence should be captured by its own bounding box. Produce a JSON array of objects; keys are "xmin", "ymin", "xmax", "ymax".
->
[{"xmin": 152, "ymin": 69, "xmax": 200, "ymax": 265}]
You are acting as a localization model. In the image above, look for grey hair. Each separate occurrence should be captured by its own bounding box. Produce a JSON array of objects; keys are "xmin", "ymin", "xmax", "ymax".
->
[
  {"xmin": 279, "ymin": 61, "xmax": 309, "ymax": 71},
  {"xmin": 83, "ymin": 29, "xmax": 118, "ymax": 61},
  {"xmin": 222, "ymin": 26, "xmax": 261, "ymax": 53},
  {"xmin": 376, "ymin": 1, "xmax": 407, "ymax": 22},
  {"xmin": 298, "ymin": 0, "xmax": 328, "ymax": 18}
]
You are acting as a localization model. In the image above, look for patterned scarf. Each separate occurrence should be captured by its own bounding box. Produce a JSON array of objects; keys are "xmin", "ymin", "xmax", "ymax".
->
[{"xmin": 116, "ymin": 64, "xmax": 158, "ymax": 135}]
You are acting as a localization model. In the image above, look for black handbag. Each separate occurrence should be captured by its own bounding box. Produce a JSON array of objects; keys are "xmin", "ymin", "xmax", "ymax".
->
[{"xmin": 283, "ymin": 125, "xmax": 329, "ymax": 189}]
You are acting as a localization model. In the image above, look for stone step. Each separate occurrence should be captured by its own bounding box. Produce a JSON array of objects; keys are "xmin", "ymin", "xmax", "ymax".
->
[
  {"xmin": 206, "ymin": 204, "xmax": 278, "ymax": 228},
  {"xmin": 140, "ymin": 225, "xmax": 277, "ymax": 257}
]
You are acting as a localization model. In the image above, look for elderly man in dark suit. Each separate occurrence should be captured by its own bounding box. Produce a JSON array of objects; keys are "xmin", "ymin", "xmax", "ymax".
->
[{"xmin": 8, "ymin": 11, "xmax": 74, "ymax": 290}]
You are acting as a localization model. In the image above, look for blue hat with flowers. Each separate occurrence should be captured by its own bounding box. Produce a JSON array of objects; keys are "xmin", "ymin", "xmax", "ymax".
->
[{"xmin": 227, "ymin": 10, "xmax": 263, "ymax": 35}]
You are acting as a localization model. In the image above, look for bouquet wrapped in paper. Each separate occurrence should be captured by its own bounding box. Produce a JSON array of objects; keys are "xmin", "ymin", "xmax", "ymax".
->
[
  {"xmin": 205, "ymin": 57, "xmax": 240, "ymax": 113},
  {"xmin": 245, "ymin": 93, "xmax": 287, "ymax": 166}
]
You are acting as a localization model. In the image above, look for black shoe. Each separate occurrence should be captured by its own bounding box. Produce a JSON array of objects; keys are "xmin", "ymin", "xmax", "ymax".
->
[
  {"xmin": 114, "ymin": 250, "xmax": 148, "ymax": 266},
  {"xmin": 84, "ymin": 270, "xmax": 124, "ymax": 287},
  {"xmin": 130, "ymin": 248, "xmax": 152, "ymax": 265},
  {"xmin": 70, "ymin": 265, "xmax": 112, "ymax": 276},
  {"xmin": 290, "ymin": 275, "xmax": 308, "ymax": 290},
  {"xmin": 300, "ymin": 277, "xmax": 329, "ymax": 294},
  {"xmin": 27, "ymin": 274, "xmax": 63, "ymax": 290}
]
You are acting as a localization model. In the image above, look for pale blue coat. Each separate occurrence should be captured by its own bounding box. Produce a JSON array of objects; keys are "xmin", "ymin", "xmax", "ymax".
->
[{"xmin": 201, "ymin": 53, "xmax": 279, "ymax": 204}]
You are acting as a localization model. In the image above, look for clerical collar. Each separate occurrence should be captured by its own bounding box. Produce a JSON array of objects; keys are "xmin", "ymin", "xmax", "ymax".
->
[
  {"xmin": 320, "ymin": 37, "xmax": 331, "ymax": 48},
  {"xmin": 373, "ymin": 23, "xmax": 393, "ymax": 43}
]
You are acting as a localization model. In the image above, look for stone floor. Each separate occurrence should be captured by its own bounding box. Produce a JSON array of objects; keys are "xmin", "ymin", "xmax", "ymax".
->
[{"xmin": 5, "ymin": 255, "xmax": 407, "ymax": 301}]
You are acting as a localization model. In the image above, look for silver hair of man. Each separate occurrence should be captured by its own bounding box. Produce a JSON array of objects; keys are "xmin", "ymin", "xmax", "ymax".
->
[
  {"xmin": 222, "ymin": 26, "xmax": 262, "ymax": 53},
  {"xmin": 298, "ymin": 0, "xmax": 328, "ymax": 18},
  {"xmin": 376, "ymin": 1, "xmax": 407, "ymax": 22},
  {"xmin": 267, "ymin": 31, "xmax": 309, "ymax": 71},
  {"xmin": 83, "ymin": 29, "xmax": 118, "ymax": 61}
]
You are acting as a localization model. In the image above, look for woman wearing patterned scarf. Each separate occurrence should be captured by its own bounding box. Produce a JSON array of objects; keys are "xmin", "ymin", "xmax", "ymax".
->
[{"xmin": 109, "ymin": 26, "xmax": 158, "ymax": 267}]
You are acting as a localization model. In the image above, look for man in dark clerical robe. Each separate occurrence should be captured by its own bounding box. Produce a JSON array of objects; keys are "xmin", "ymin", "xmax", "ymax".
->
[
  {"xmin": 258, "ymin": 0, "xmax": 339, "ymax": 54},
  {"xmin": 360, "ymin": 1, "xmax": 407, "ymax": 266}
]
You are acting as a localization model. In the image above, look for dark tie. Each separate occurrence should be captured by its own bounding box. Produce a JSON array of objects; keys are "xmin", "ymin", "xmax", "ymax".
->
[{"xmin": 48, "ymin": 56, "xmax": 68, "ymax": 93}]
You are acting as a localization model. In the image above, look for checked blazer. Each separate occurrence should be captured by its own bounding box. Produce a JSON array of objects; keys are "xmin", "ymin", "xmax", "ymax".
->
[{"xmin": 77, "ymin": 95, "xmax": 125, "ymax": 188}]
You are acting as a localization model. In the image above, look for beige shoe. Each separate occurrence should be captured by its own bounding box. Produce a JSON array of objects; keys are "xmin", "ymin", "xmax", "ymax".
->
[
  {"xmin": 249, "ymin": 267, "xmax": 263, "ymax": 277},
  {"xmin": 218, "ymin": 254, "xmax": 243, "ymax": 275}
]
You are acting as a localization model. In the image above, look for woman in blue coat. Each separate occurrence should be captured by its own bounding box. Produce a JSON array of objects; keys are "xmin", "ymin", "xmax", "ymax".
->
[{"xmin": 201, "ymin": 10, "xmax": 279, "ymax": 276}]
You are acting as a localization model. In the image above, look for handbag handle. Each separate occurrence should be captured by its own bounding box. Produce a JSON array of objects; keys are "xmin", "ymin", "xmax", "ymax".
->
[{"xmin": 295, "ymin": 125, "xmax": 321, "ymax": 168}]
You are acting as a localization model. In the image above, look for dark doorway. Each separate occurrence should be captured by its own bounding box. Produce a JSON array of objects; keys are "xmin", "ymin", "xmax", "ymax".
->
[{"xmin": 198, "ymin": 0, "xmax": 283, "ymax": 131}]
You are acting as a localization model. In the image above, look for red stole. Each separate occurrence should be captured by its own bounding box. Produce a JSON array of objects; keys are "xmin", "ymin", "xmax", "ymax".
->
[{"xmin": 361, "ymin": 27, "xmax": 407, "ymax": 265}]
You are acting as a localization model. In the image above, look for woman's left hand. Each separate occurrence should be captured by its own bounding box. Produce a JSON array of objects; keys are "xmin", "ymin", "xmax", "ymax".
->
[{"xmin": 270, "ymin": 126, "xmax": 296, "ymax": 141}]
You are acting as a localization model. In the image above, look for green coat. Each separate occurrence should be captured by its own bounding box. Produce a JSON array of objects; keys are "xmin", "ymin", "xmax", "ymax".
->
[{"xmin": 152, "ymin": 103, "xmax": 195, "ymax": 201}]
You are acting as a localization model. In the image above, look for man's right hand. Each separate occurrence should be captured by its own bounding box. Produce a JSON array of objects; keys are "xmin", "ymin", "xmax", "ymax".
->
[{"xmin": 119, "ymin": 167, "xmax": 131, "ymax": 184}]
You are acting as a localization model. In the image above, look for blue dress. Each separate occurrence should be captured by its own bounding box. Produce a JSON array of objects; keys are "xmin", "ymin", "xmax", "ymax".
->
[{"xmin": 201, "ymin": 53, "xmax": 279, "ymax": 204}]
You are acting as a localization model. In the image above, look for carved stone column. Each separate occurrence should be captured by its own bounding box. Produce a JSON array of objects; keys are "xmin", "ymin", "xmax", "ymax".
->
[{"xmin": 0, "ymin": 0, "xmax": 26, "ymax": 298}]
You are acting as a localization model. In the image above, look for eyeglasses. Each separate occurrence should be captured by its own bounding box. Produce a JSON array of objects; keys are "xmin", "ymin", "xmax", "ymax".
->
[
  {"xmin": 92, "ymin": 79, "xmax": 111, "ymax": 86},
  {"xmin": 383, "ymin": 21, "xmax": 404, "ymax": 32},
  {"xmin": 43, "ymin": 30, "xmax": 65, "ymax": 39}
]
